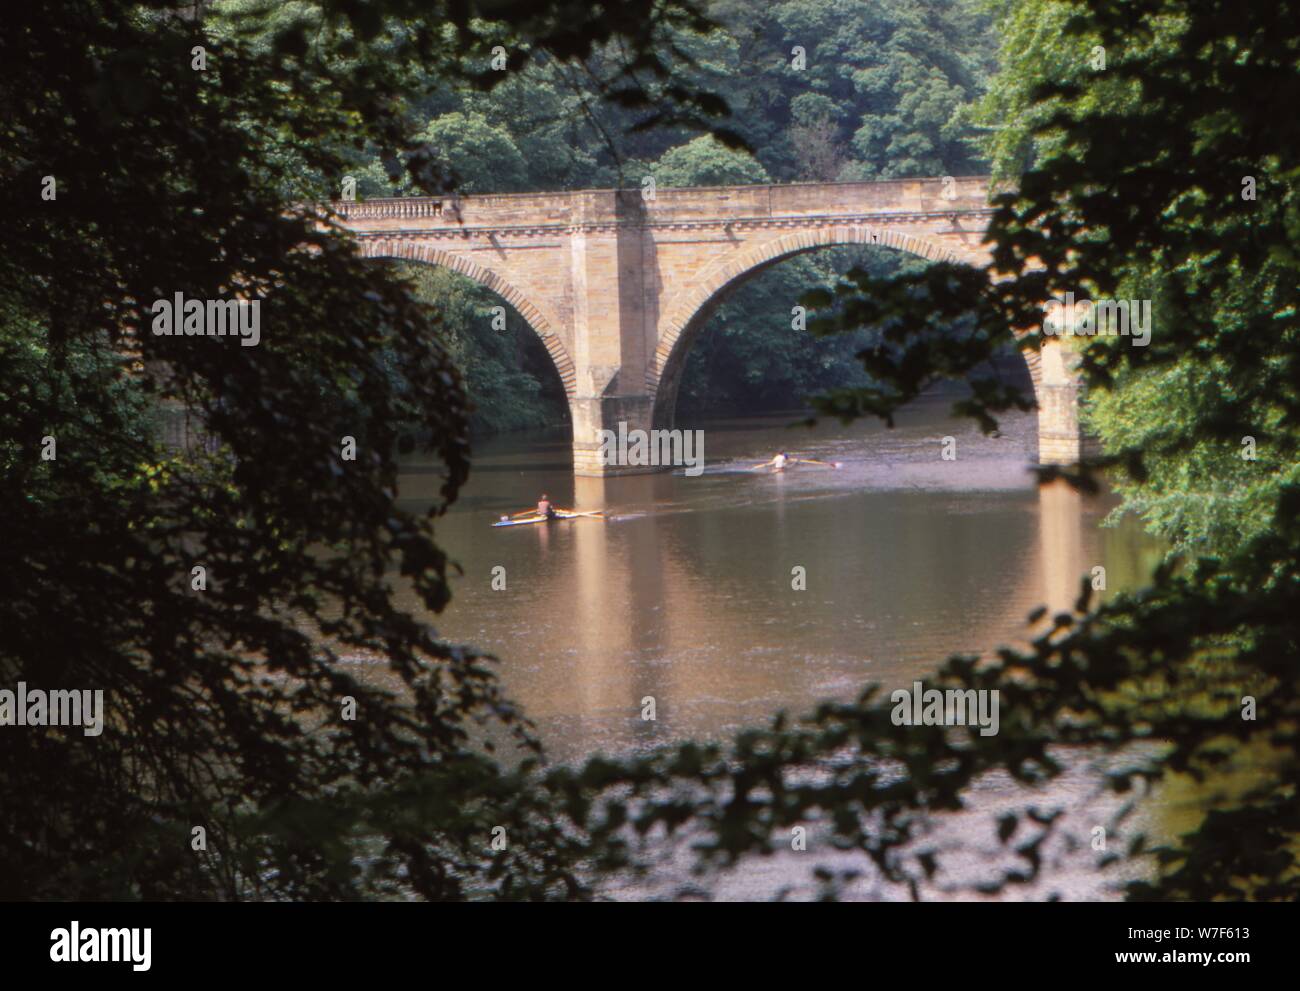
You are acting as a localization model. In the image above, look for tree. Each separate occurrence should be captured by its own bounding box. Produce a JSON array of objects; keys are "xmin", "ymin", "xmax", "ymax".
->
[
  {"xmin": 415, "ymin": 112, "xmax": 531, "ymax": 194},
  {"xmin": 0, "ymin": 0, "xmax": 729, "ymax": 900},
  {"xmin": 653, "ymin": 134, "xmax": 771, "ymax": 186},
  {"xmin": 558, "ymin": 0, "xmax": 1299, "ymax": 900},
  {"xmin": 977, "ymin": 1, "xmax": 1297, "ymax": 564},
  {"xmin": 788, "ymin": 94, "xmax": 849, "ymax": 181}
]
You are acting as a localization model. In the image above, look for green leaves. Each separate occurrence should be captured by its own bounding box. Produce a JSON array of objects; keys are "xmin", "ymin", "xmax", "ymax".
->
[
  {"xmin": 539, "ymin": 0, "xmax": 1300, "ymax": 901},
  {"xmin": 0, "ymin": 0, "xmax": 743, "ymax": 902}
]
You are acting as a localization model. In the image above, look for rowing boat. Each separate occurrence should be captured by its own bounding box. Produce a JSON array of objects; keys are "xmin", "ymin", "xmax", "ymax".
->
[
  {"xmin": 748, "ymin": 457, "xmax": 843, "ymax": 472},
  {"xmin": 491, "ymin": 509, "xmax": 604, "ymax": 528}
]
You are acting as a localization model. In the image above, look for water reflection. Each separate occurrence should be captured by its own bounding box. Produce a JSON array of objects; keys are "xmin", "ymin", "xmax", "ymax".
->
[
  {"xmin": 395, "ymin": 398, "xmax": 1161, "ymax": 765},
  {"xmin": 376, "ymin": 397, "xmax": 1172, "ymax": 898}
]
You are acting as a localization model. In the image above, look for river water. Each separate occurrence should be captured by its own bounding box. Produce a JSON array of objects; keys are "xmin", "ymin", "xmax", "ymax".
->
[{"xmin": 387, "ymin": 394, "xmax": 1167, "ymax": 899}]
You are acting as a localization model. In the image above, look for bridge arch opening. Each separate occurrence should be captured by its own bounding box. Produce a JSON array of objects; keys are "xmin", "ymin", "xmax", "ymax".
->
[
  {"xmin": 650, "ymin": 226, "xmax": 1042, "ymax": 431},
  {"xmin": 359, "ymin": 242, "xmax": 574, "ymax": 434}
]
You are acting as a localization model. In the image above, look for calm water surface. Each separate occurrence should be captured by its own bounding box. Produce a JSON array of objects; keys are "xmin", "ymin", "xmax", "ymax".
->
[{"xmin": 385, "ymin": 396, "xmax": 1167, "ymax": 899}]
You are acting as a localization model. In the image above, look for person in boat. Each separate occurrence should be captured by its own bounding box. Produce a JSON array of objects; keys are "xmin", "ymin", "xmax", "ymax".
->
[
  {"xmin": 536, "ymin": 493, "xmax": 557, "ymax": 520},
  {"xmin": 753, "ymin": 452, "xmax": 839, "ymax": 471},
  {"xmin": 754, "ymin": 452, "xmax": 792, "ymax": 471}
]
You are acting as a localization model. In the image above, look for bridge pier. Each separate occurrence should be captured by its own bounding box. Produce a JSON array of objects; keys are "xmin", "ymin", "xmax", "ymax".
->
[
  {"xmin": 1036, "ymin": 338, "xmax": 1099, "ymax": 465},
  {"xmin": 571, "ymin": 394, "xmax": 659, "ymax": 476}
]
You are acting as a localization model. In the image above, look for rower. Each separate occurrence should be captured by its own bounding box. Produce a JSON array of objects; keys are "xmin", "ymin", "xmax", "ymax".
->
[
  {"xmin": 772, "ymin": 452, "xmax": 790, "ymax": 470},
  {"xmin": 536, "ymin": 493, "xmax": 557, "ymax": 520}
]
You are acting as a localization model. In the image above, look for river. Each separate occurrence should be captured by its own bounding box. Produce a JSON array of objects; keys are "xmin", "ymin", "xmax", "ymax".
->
[{"xmin": 386, "ymin": 393, "xmax": 1167, "ymax": 899}]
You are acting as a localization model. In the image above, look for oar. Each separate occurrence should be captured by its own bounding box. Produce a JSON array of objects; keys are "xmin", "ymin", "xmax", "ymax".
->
[
  {"xmin": 556, "ymin": 508, "xmax": 606, "ymax": 519},
  {"xmin": 749, "ymin": 461, "xmax": 776, "ymax": 470},
  {"xmin": 795, "ymin": 458, "xmax": 843, "ymax": 469}
]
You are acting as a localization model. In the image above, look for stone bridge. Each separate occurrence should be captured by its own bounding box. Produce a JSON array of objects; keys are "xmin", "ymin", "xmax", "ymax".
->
[{"xmin": 334, "ymin": 177, "xmax": 1088, "ymax": 474}]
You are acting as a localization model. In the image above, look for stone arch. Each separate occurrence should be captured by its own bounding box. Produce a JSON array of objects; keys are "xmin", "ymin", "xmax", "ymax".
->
[
  {"xmin": 358, "ymin": 238, "xmax": 576, "ymax": 397},
  {"xmin": 649, "ymin": 224, "xmax": 1041, "ymax": 426}
]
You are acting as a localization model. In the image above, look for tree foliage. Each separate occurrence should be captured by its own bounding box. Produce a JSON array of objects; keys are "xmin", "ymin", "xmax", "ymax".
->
[
  {"xmin": 6, "ymin": 0, "xmax": 1297, "ymax": 903},
  {"xmin": 655, "ymin": 0, "xmax": 1300, "ymax": 899},
  {"xmin": 0, "ymin": 0, "xmax": 727, "ymax": 900}
]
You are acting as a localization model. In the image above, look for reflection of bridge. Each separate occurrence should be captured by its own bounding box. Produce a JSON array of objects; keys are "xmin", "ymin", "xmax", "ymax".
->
[
  {"xmin": 336, "ymin": 178, "xmax": 1089, "ymax": 474},
  {"xmin": 461, "ymin": 475, "xmax": 1097, "ymax": 757}
]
